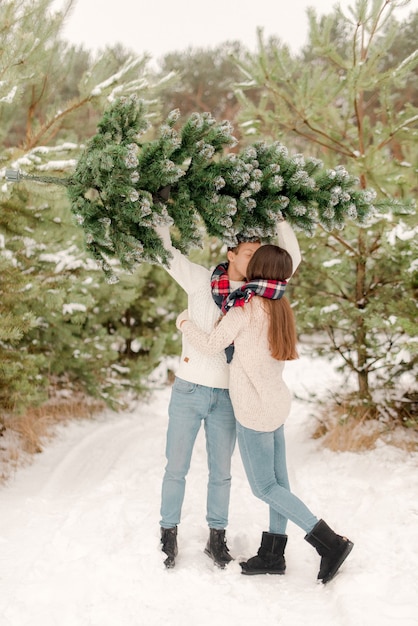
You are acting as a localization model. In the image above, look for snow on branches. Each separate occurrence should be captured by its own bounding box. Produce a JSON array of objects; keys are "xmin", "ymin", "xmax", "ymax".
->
[{"xmin": 6, "ymin": 95, "xmax": 376, "ymax": 281}]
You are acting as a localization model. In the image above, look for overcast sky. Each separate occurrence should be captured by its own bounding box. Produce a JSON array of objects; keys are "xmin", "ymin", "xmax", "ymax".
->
[{"xmin": 53, "ymin": 0, "xmax": 417, "ymax": 60}]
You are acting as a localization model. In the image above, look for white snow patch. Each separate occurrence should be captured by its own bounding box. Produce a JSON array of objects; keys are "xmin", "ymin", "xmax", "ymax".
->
[{"xmin": 0, "ymin": 354, "xmax": 416, "ymax": 626}]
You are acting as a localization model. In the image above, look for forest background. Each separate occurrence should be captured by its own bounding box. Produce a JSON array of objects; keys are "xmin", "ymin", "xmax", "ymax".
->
[{"xmin": 0, "ymin": 0, "xmax": 417, "ymax": 476}]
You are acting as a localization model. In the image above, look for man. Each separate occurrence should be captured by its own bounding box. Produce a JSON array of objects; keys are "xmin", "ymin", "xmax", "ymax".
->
[{"xmin": 156, "ymin": 219, "xmax": 301, "ymax": 569}]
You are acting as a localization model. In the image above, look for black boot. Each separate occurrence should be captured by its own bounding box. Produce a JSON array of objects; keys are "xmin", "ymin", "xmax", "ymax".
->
[
  {"xmin": 204, "ymin": 528, "xmax": 233, "ymax": 568},
  {"xmin": 240, "ymin": 532, "xmax": 287, "ymax": 575},
  {"xmin": 304, "ymin": 519, "xmax": 353, "ymax": 583},
  {"xmin": 161, "ymin": 526, "xmax": 178, "ymax": 568}
]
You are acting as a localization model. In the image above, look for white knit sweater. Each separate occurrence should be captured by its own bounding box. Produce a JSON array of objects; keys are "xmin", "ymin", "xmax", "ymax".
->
[{"xmin": 157, "ymin": 221, "xmax": 301, "ymax": 391}]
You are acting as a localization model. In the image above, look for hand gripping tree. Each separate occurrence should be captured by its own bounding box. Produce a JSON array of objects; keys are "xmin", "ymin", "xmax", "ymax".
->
[{"xmin": 6, "ymin": 95, "xmax": 376, "ymax": 281}]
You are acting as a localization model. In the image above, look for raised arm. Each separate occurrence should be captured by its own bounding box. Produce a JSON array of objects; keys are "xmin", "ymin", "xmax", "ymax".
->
[
  {"xmin": 276, "ymin": 220, "xmax": 302, "ymax": 277},
  {"xmin": 155, "ymin": 224, "xmax": 210, "ymax": 294}
]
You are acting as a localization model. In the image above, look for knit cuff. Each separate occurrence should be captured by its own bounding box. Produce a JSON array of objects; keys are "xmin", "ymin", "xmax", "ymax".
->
[{"xmin": 176, "ymin": 310, "xmax": 189, "ymax": 330}]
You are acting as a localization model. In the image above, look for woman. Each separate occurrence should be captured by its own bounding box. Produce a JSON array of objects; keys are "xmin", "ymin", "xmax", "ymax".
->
[{"xmin": 176, "ymin": 244, "xmax": 353, "ymax": 584}]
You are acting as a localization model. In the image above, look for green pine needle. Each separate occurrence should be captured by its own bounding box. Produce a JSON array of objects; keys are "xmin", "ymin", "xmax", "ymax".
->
[{"xmin": 8, "ymin": 95, "xmax": 377, "ymax": 280}]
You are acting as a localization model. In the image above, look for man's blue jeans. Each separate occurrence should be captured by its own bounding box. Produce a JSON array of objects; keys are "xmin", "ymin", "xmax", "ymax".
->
[
  {"xmin": 236, "ymin": 422, "xmax": 319, "ymax": 534},
  {"xmin": 160, "ymin": 377, "xmax": 236, "ymax": 530}
]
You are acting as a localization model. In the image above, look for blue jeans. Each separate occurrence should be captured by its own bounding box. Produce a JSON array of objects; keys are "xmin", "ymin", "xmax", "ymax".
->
[
  {"xmin": 160, "ymin": 377, "xmax": 236, "ymax": 530},
  {"xmin": 236, "ymin": 422, "xmax": 319, "ymax": 534}
]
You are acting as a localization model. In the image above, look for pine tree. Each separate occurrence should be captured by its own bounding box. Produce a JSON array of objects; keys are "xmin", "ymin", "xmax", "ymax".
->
[
  {"xmin": 234, "ymin": 0, "xmax": 418, "ymax": 430},
  {"xmin": 0, "ymin": 222, "xmax": 48, "ymax": 414},
  {"xmin": 0, "ymin": 0, "xmax": 73, "ymax": 108},
  {"xmin": 0, "ymin": 0, "xmax": 179, "ymax": 416},
  {"xmin": 6, "ymin": 95, "xmax": 377, "ymax": 283},
  {"xmin": 156, "ymin": 42, "xmax": 246, "ymax": 123}
]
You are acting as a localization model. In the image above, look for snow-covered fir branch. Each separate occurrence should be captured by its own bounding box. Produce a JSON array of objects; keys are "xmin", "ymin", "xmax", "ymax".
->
[{"xmin": 5, "ymin": 96, "xmax": 378, "ymax": 281}]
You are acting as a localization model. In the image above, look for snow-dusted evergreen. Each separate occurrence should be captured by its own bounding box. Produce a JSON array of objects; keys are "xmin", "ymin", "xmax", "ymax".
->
[
  {"xmin": 7, "ymin": 95, "xmax": 376, "ymax": 281},
  {"xmin": 0, "ymin": 0, "xmax": 416, "ymax": 434},
  {"xmin": 235, "ymin": 0, "xmax": 418, "ymax": 427}
]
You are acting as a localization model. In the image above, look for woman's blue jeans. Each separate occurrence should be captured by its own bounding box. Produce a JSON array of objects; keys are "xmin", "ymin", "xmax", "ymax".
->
[
  {"xmin": 236, "ymin": 422, "xmax": 318, "ymax": 534},
  {"xmin": 160, "ymin": 377, "xmax": 236, "ymax": 530}
]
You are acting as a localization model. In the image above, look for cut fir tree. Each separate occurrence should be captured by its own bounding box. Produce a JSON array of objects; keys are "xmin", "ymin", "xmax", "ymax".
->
[{"xmin": 6, "ymin": 95, "xmax": 377, "ymax": 281}]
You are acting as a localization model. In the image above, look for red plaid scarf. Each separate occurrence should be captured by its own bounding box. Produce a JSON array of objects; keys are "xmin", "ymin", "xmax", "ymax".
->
[
  {"xmin": 211, "ymin": 262, "xmax": 232, "ymax": 310},
  {"xmin": 211, "ymin": 263, "xmax": 287, "ymax": 363},
  {"xmin": 211, "ymin": 262, "xmax": 235, "ymax": 362},
  {"xmin": 211, "ymin": 262, "xmax": 287, "ymax": 314}
]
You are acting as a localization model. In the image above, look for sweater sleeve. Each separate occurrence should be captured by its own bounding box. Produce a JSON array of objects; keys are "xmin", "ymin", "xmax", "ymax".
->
[
  {"xmin": 181, "ymin": 308, "xmax": 245, "ymax": 356},
  {"xmin": 155, "ymin": 224, "xmax": 210, "ymax": 294},
  {"xmin": 275, "ymin": 221, "xmax": 302, "ymax": 277}
]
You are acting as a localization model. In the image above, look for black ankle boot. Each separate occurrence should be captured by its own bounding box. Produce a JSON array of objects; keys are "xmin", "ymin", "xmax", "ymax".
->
[
  {"xmin": 204, "ymin": 528, "xmax": 233, "ymax": 568},
  {"xmin": 161, "ymin": 526, "xmax": 178, "ymax": 568},
  {"xmin": 304, "ymin": 519, "xmax": 353, "ymax": 583},
  {"xmin": 240, "ymin": 532, "xmax": 287, "ymax": 575}
]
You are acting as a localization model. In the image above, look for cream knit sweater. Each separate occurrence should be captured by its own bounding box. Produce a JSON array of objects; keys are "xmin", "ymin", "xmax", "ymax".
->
[
  {"xmin": 178, "ymin": 297, "xmax": 292, "ymax": 432},
  {"xmin": 157, "ymin": 221, "xmax": 301, "ymax": 393}
]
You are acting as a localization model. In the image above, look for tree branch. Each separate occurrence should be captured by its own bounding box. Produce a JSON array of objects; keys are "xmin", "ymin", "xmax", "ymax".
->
[{"xmin": 24, "ymin": 96, "xmax": 91, "ymax": 150}]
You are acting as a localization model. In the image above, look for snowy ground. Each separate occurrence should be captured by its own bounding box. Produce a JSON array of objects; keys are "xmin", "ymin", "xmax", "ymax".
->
[{"xmin": 0, "ymin": 354, "xmax": 417, "ymax": 626}]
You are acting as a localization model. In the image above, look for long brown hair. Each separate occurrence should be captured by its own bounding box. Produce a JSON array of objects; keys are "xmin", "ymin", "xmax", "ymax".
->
[{"xmin": 246, "ymin": 245, "xmax": 298, "ymax": 361}]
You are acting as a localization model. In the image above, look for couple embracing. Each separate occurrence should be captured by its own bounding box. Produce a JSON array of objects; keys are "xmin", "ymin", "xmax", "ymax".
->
[{"xmin": 155, "ymin": 218, "xmax": 353, "ymax": 584}]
